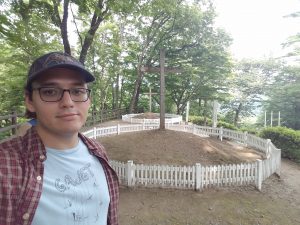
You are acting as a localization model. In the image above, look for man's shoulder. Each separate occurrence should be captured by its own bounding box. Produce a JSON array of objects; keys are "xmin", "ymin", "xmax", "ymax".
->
[{"xmin": 0, "ymin": 136, "xmax": 24, "ymax": 158}]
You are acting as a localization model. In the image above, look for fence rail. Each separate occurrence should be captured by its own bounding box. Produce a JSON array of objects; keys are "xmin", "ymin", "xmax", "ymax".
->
[
  {"xmin": 0, "ymin": 112, "xmax": 26, "ymax": 139},
  {"xmin": 122, "ymin": 113, "xmax": 182, "ymax": 124},
  {"xmin": 83, "ymin": 123, "xmax": 281, "ymax": 191},
  {"xmin": 0, "ymin": 108, "xmax": 127, "ymax": 140}
]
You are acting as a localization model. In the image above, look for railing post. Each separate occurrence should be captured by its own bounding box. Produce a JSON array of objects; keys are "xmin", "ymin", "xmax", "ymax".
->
[
  {"xmin": 93, "ymin": 127, "xmax": 97, "ymax": 139},
  {"xmin": 276, "ymin": 149, "xmax": 281, "ymax": 177},
  {"xmin": 266, "ymin": 139, "xmax": 271, "ymax": 158},
  {"xmin": 244, "ymin": 131, "xmax": 248, "ymax": 146},
  {"xmin": 193, "ymin": 124, "xmax": 196, "ymax": 135},
  {"xmin": 127, "ymin": 160, "xmax": 134, "ymax": 187},
  {"xmin": 100, "ymin": 110, "xmax": 103, "ymax": 123},
  {"xmin": 195, "ymin": 163, "xmax": 202, "ymax": 191},
  {"xmin": 11, "ymin": 111, "xmax": 17, "ymax": 135},
  {"xmin": 219, "ymin": 126, "xmax": 223, "ymax": 141},
  {"xmin": 256, "ymin": 159, "xmax": 262, "ymax": 191},
  {"xmin": 117, "ymin": 124, "xmax": 120, "ymax": 135}
]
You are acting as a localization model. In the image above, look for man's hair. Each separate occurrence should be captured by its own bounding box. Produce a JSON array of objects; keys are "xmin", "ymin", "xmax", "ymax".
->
[{"xmin": 25, "ymin": 87, "xmax": 37, "ymax": 119}]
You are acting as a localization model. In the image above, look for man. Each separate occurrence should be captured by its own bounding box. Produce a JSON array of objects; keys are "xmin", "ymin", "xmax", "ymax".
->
[{"xmin": 0, "ymin": 52, "xmax": 119, "ymax": 225}]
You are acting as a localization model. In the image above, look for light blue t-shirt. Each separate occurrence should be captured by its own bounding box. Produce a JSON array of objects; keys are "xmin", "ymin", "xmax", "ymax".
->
[{"xmin": 32, "ymin": 139, "xmax": 110, "ymax": 225}]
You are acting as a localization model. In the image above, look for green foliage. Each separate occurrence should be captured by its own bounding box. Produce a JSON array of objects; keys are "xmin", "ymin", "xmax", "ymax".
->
[
  {"xmin": 261, "ymin": 65, "xmax": 300, "ymax": 130},
  {"xmin": 0, "ymin": 2, "xmax": 62, "ymax": 114},
  {"xmin": 189, "ymin": 115, "xmax": 211, "ymax": 126},
  {"xmin": 239, "ymin": 127, "xmax": 260, "ymax": 136},
  {"xmin": 221, "ymin": 59, "xmax": 280, "ymax": 126},
  {"xmin": 260, "ymin": 127, "xmax": 300, "ymax": 163},
  {"xmin": 189, "ymin": 115, "xmax": 237, "ymax": 130},
  {"xmin": 218, "ymin": 121, "xmax": 238, "ymax": 130}
]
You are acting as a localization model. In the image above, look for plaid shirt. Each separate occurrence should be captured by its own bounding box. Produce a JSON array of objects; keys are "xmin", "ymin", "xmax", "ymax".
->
[{"xmin": 0, "ymin": 128, "xmax": 119, "ymax": 225}]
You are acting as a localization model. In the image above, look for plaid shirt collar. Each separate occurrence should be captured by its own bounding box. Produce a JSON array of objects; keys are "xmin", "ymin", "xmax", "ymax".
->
[{"xmin": 22, "ymin": 127, "xmax": 108, "ymax": 162}]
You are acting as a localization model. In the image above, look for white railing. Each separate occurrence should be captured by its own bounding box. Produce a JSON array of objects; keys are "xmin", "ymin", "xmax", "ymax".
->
[
  {"xmin": 83, "ymin": 123, "xmax": 281, "ymax": 191},
  {"xmin": 122, "ymin": 113, "xmax": 182, "ymax": 124},
  {"xmin": 110, "ymin": 160, "xmax": 261, "ymax": 190}
]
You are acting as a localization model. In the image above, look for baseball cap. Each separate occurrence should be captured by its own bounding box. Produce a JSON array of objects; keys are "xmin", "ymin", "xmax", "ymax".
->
[{"xmin": 26, "ymin": 51, "xmax": 95, "ymax": 89}]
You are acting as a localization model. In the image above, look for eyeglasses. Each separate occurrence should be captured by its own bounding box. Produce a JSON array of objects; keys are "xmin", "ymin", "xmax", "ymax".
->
[{"xmin": 33, "ymin": 87, "xmax": 91, "ymax": 102}]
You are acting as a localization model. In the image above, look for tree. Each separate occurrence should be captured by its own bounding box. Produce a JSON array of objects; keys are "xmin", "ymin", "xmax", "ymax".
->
[
  {"xmin": 123, "ymin": 0, "xmax": 231, "ymax": 113},
  {"xmin": 0, "ymin": 3, "xmax": 62, "ymax": 114},
  {"xmin": 222, "ymin": 59, "xmax": 280, "ymax": 126},
  {"xmin": 263, "ymin": 65, "xmax": 300, "ymax": 130},
  {"xmin": 282, "ymin": 11, "xmax": 300, "ymax": 62}
]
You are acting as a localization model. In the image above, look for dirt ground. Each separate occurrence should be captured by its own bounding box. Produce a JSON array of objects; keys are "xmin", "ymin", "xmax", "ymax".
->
[{"xmin": 97, "ymin": 119, "xmax": 300, "ymax": 225}]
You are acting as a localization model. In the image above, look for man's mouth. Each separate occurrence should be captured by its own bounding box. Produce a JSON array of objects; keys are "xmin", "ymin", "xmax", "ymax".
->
[{"xmin": 56, "ymin": 113, "xmax": 79, "ymax": 118}]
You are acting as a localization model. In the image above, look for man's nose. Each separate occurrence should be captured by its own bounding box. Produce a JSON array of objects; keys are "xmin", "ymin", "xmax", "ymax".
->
[{"xmin": 59, "ymin": 90, "xmax": 74, "ymax": 106}]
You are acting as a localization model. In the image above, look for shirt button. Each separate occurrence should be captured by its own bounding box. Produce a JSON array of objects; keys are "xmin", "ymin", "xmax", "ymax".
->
[
  {"xmin": 22, "ymin": 213, "xmax": 30, "ymax": 220},
  {"xmin": 36, "ymin": 176, "xmax": 42, "ymax": 181},
  {"xmin": 39, "ymin": 155, "xmax": 46, "ymax": 161}
]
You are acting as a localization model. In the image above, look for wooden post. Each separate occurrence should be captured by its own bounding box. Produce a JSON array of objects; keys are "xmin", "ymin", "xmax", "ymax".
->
[
  {"xmin": 264, "ymin": 111, "xmax": 267, "ymax": 128},
  {"xmin": 140, "ymin": 50, "xmax": 182, "ymax": 130},
  {"xmin": 117, "ymin": 124, "xmax": 120, "ymax": 135},
  {"xmin": 93, "ymin": 127, "xmax": 97, "ymax": 139},
  {"xmin": 256, "ymin": 159, "xmax": 262, "ymax": 191},
  {"xmin": 149, "ymin": 88, "xmax": 153, "ymax": 112},
  {"xmin": 127, "ymin": 160, "xmax": 134, "ymax": 187},
  {"xmin": 219, "ymin": 126, "xmax": 223, "ymax": 141},
  {"xmin": 212, "ymin": 100, "xmax": 220, "ymax": 128},
  {"xmin": 11, "ymin": 111, "xmax": 17, "ymax": 135},
  {"xmin": 142, "ymin": 87, "xmax": 158, "ymax": 113},
  {"xmin": 243, "ymin": 131, "xmax": 248, "ymax": 146},
  {"xmin": 185, "ymin": 101, "xmax": 190, "ymax": 123},
  {"xmin": 270, "ymin": 111, "xmax": 273, "ymax": 127},
  {"xmin": 195, "ymin": 163, "xmax": 202, "ymax": 191},
  {"xmin": 160, "ymin": 49, "xmax": 165, "ymax": 130}
]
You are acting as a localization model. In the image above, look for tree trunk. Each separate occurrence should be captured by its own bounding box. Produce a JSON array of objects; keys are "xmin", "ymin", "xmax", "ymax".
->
[
  {"xmin": 129, "ymin": 66, "xmax": 144, "ymax": 113},
  {"xmin": 79, "ymin": 0, "xmax": 109, "ymax": 64},
  {"xmin": 234, "ymin": 102, "xmax": 242, "ymax": 126},
  {"xmin": 119, "ymin": 78, "xmax": 124, "ymax": 109},
  {"xmin": 203, "ymin": 99, "xmax": 207, "ymax": 126},
  {"xmin": 79, "ymin": 15, "xmax": 103, "ymax": 64},
  {"xmin": 61, "ymin": 0, "xmax": 71, "ymax": 54},
  {"xmin": 111, "ymin": 83, "xmax": 116, "ymax": 109},
  {"xmin": 115, "ymin": 74, "xmax": 120, "ymax": 109},
  {"xmin": 294, "ymin": 103, "xmax": 300, "ymax": 130}
]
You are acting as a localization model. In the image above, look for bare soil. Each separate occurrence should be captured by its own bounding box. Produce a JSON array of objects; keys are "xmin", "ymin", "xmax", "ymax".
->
[{"xmin": 96, "ymin": 119, "xmax": 300, "ymax": 225}]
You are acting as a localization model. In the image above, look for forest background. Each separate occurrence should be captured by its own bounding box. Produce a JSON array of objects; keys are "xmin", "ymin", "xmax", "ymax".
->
[{"xmin": 0, "ymin": 0, "xmax": 299, "ymax": 131}]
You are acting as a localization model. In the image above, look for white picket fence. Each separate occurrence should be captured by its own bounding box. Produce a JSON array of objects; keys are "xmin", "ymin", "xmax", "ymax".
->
[
  {"xmin": 83, "ymin": 123, "xmax": 281, "ymax": 191},
  {"xmin": 122, "ymin": 113, "xmax": 182, "ymax": 124}
]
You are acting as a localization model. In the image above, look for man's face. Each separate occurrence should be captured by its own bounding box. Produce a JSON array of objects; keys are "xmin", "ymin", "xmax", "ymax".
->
[{"xmin": 25, "ymin": 67, "xmax": 91, "ymax": 137}]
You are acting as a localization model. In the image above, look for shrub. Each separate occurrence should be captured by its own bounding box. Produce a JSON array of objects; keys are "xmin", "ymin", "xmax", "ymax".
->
[
  {"xmin": 189, "ymin": 116, "xmax": 237, "ymax": 130},
  {"xmin": 217, "ymin": 121, "xmax": 238, "ymax": 130},
  {"xmin": 239, "ymin": 127, "xmax": 260, "ymax": 136},
  {"xmin": 260, "ymin": 127, "xmax": 300, "ymax": 163},
  {"xmin": 189, "ymin": 116, "xmax": 212, "ymax": 126}
]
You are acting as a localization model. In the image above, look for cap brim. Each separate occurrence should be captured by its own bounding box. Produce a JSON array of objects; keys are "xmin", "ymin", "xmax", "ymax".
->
[{"xmin": 26, "ymin": 64, "xmax": 95, "ymax": 89}]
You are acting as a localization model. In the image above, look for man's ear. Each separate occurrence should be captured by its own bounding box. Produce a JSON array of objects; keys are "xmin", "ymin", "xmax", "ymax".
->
[{"xmin": 25, "ymin": 91, "xmax": 36, "ymax": 113}]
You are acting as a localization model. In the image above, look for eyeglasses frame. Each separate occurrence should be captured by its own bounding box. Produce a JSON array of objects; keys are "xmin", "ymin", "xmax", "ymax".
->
[{"xmin": 32, "ymin": 87, "xmax": 91, "ymax": 102}]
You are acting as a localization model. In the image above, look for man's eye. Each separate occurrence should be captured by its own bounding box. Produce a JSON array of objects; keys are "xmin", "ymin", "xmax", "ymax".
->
[
  {"xmin": 41, "ymin": 88, "xmax": 59, "ymax": 96},
  {"xmin": 72, "ymin": 89, "xmax": 85, "ymax": 96}
]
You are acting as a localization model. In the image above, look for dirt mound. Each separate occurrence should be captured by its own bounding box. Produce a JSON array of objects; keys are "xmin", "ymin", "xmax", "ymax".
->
[
  {"xmin": 99, "ymin": 129, "xmax": 265, "ymax": 166},
  {"xmin": 95, "ymin": 122, "xmax": 300, "ymax": 224}
]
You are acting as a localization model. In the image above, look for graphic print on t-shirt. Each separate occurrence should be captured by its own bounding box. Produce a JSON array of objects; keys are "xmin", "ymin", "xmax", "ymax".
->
[{"xmin": 55, "ymin": 163, "xmax": 102, "ymax": 223}]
